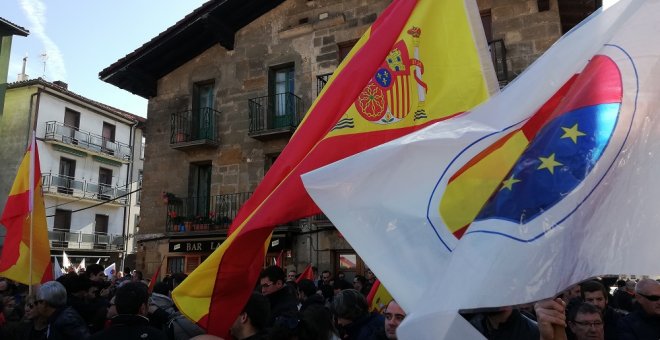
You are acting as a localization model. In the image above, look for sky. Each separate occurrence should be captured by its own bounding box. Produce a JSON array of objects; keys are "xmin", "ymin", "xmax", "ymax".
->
[{"xmin": 4, "ymin": 0, "xmax": 208, "ymax": 117}]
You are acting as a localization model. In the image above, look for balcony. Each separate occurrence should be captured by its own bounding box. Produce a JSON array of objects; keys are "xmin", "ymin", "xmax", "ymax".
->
[
  {"xmin": 48, "ymin": 228, "xmax": 124, "ymax": 251},
  {"xmin": 44, "ymin": 121, "xmax": 132, "ymax": 163},
  {"xmin": 170, "ymin": 107, "xmax": 220, "ymax": 150},
  {"xmin": 42, "ymin": 173, "xmax": 129, "ymax": 205},
  {"xmin": 166, "ymin": 192, "xmax": 252, "ymax": 233},
  {"xmin": 488, "ymin": 39, "xmax": 509, "ymax": 87},
  {"xmin": 248, "ymin": 92, "xmax": 303, "ymax": 141}
]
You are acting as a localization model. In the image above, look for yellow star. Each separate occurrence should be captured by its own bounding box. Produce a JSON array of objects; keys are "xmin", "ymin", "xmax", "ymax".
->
[
  {"xmin": 501, "ymin": 176, "xmax": 521, "ymax": 191},
  {"xmin": 537, "ymin": 153, "xmax": 563, "ymax": 174},
  {"xmin": 560, "ymin": 123, "xmax": 586, "ymax": 144}
]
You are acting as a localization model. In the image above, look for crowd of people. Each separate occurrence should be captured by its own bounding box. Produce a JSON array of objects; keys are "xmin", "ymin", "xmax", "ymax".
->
[{"xmin": 1, "ymin": 264, "xmax": 659, "ymax": 340}]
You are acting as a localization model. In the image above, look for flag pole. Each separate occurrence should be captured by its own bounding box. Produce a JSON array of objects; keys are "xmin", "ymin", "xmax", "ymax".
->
[{"xmin": 28, "ymin": 132, "xmax": 35, "ymax": 294}]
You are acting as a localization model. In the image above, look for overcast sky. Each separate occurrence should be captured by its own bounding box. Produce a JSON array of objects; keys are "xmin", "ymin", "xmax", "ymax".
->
[{"xmin": 5, "ymin": 0, "xmax": 208, "ymax": 117}]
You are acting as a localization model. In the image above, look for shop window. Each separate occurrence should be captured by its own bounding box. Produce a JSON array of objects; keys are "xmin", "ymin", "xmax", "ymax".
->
[
  {"xmin": 168, "ymin": 256, "xmax": 185, "ymax": 274},
  {"xmin": 186, "ymin": 256, "xmax": 201, "ymax": 273}
]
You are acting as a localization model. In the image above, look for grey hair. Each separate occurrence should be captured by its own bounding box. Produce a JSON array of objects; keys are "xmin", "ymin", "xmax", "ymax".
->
[
  {"xmin": 37, "ymin": 281, "xmax": 67, "ymax": 308},
  {"xmin": 636, "ymin": 278, "xmax": 660, "ymax": 294},
  {"xmin": 332, "ymin": 289, "xmax": 368, "ymax": 321}
]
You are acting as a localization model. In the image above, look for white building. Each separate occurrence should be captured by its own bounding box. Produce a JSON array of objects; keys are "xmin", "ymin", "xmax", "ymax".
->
[{"xmin": 0, "ymin": 78, "xmax": 145, "ymax": 268}]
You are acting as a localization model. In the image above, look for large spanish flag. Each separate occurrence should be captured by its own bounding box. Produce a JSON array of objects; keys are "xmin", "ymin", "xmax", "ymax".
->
[
  {"xmin": 172, "ymin": 0, "xmax": 498, "ymax": 336},
  {"xmin": 0, "ymin": 135, "xmax": 53, "ymax": 285}
]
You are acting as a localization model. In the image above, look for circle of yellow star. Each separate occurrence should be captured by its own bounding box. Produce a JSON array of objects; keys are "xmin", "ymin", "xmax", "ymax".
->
[
  {"xmin": 537, "ymin": 153, "xmax": 563, "ymax": 174},
  {"xmin": 501, "ymin": 176, "xmax": 521, "ymax": 191},
  {"xmin": 560, "ymin": 123, "xmax": 586, "ymax": 144}
]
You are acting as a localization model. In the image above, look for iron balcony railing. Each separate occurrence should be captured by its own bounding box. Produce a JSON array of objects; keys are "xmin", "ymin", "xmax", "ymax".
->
[
  {"xmin": 42, "ymin": 173, "xmax": 129, "ymax": 204},
  {"xmin": 48, "ymin": 228, "xmax": 124, "ymax": 251},
  {"xmin": 170, "ymin": 107, "xmax": 220, "ymax": 144},
  {"xmin": 44, "ymin": 121, "xmax": 132, "ymax": 161},
  {"xmin": 166, "ymin": 192, "xmax": 253, "ymax": 232},
  {"xmin": 316, "ymin": 73, "xmax": 332, "ymax": 96},
  {"xmin": 488, "ymin": 39, "xmax": 509, "ymax": 86},
  {"xmin": 248, "ymin": 92, "xmax": 303, "ymax": 135}
]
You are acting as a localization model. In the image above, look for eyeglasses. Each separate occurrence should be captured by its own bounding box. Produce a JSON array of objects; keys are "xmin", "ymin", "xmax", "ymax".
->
[
  {"xmin": 638, "ymin": 293, "xmax": 660, "ymax": 301},
  {"xmin": 573, "ymin": 320, "xmax": 603, "ymax": 328}
]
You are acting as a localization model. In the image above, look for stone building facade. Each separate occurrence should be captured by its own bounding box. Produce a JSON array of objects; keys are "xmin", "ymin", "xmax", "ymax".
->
[{"xmin": 100, "ymin": 0, "xmax": 601, "ymax": 281}]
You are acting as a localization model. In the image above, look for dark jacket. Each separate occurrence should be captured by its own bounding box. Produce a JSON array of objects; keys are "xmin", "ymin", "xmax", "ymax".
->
[
  {"xmin": 612, "ymin": 290, "xmax": 634, "ymax": 312},
  {"xmin": 90, "ymin": 314, "xmax": 167, "ymax": 340},
  {"xmin": 604, "ymin": 306, "xmax": 626, "ymax": 340},
  {"xmin": 469, "ymin": 309, "xmax": 540, "ymax": 340},
  {"xmin": 339, "ymin": 312, "xmax": 384, "ymax": 340},
  {"xmin": 617, "ymin": 306, "xmax": 660, "ymax": 340},
  {"xmin": 46, "ymin": 306, "xmax": 90, "ymax": 340},
  {"xmin": 266, "ymin": 287, "xmax": 299, "ymax": 326}
]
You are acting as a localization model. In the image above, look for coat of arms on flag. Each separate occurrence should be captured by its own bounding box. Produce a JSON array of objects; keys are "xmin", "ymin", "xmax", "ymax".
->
[
  {"xmin": 427, "ymin": 44, "xmax": 637, "ymax": 251},
  {"xmin": 351, "ymin": 27, "xmax": 427, "ymax": 126}
]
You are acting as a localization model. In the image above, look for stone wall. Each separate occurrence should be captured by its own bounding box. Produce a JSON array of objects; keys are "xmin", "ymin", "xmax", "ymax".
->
[{"xmin": 488, "ymin": 0, "xmax": 561, "ymax": 79}]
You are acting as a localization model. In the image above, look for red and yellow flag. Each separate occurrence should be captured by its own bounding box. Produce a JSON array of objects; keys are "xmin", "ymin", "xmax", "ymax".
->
[
  {"xmin": 295, "ymin": 264, "xmax": 314, "ymax": 284},
  {"xmin": 0, "ymin": 135, "xmax": 53, "ymax": 285},
  {"xmin": 172, "ymin": 0, "xmax": 497, "ymax": 336},
  {"xmin": 367, "ymin": 279, "xmax": 393, "ymax": 313}
]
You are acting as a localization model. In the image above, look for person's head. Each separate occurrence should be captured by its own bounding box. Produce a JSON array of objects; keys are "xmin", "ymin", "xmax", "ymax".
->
[
  {"xmin": 337, "ymin": 271, "xmax": 345, "ymax": 280},
  {"xmin": 297, "ymin": 279, "xmax": 317, "ymax": 301},
  {"xmin": 566, "ymin": 284, "xmax": 582, "ymax": 300},
  {"xmin": 332, "ymin": 289, "xmax": 369, "ymax": 326},
  {"xmin": 581, "ymin": 280, "xmax": 608, "ymax": 312},
  {"xmin": 131, "ymin": 270, "xmax": 143, "ymax": 282},
  {"xmin": 85, "ymin": 264, "xmax": 105, "ymax": 282},
  {"xmin": 23, "ymin": 295, "xmax": 40, "ymax": 321},
  {"xmin": 114, "ymin": 282, "xmax": 149, "ymax": 316},
  {"xmin": 259, "ymin": 266, "xmax": 286, "ymax": 296},
  {"xmin": 333, "ymin": 278, "xmax": 352, "ymax": 296},
  {"xmin": 36, "ymin": 281, "xmax": 67, "ymax": 318},
  {"xmin": 353, "ymin": 275, "xmax": 366, "ymax": 292},
  {"xmin": 625, "ymin": 279, "xmax": 636, "ymax": 292},
  {"xmin": 287, "ymin": 270, "xmax": 297, "ymax": 282},
  {"xmin": 366, "ymin": 269, "xmax": 375, "ymax": 282},
  {"xmin": 384, "ymin": 300, "xmax": 406, "ymax": 340},
  {"xmin": 635, "ymin": 278, "xmax": 660, "ymax": 317},
  {"xmin": 616, "ymin": 279, "xmax": 626, "ymax": 288},
  {"xmin": 230, "ymin": 292, "xmax": 270, "ymax": 339},
  {"xmin": 171, "ymin": 272, "xmax": 188, "ymax": 290},
  {"xmin": 123, "ymin": 267, "xmax": 131, "ymax": 276},
  {"xmin": 568, "ymin": 302, "xmax": 604, "ymax": 340},
  {"xmin": 152, "ymin": 282, "xmax": 170, "ymax": 296},
  {"xmin": 321, "ymin": 270, "xmax": 332, "ymax": 285}
]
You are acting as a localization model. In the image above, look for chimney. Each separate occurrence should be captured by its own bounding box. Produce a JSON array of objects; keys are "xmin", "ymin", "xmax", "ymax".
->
[
  {"xmin": 17, "ymin": 56, "xmax": 28, "ymax": 81},
  {"xmin": 53, "ymin": 80, "xmax": 68, "ymax": 90}
]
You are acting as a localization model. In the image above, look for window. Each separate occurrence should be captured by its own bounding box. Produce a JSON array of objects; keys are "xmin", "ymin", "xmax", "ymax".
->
[
  {"xmin": 57, "ymin": 158, "xmax": 76, "ymax": 195},
  {"xmin": 98, "ymin": 168, "xmax": 113, "ymax": 200},
  {"xmin": 53, "ymin": 209, "xmax": 72, "ymax": 248},
  {"xmin": 167, "ymin": 257, "xmax": 185, "ymax": 274},
  {"xmin": 140, "ymin": 136, "xmax": 146, "ymax": 160},
  {"xmin": 334, "ymin": 251, "xmax": 365, "ymax": 283},
  {"xmin": 269, "ymin": 65, "xmax": 295, "ymax": 128},
  {"xmin": 193, "ymin": 81, "xmax": 215, "ymax": 140},
  {"xmin": 63, "ymin": 108, "xmax": 80, "ymax": 144},
  {"xmin": 337, "ymin": 40, "xmax": 358, "ymax": 63},
  {"xmin": 265, "ymin": 153, "xmax": 280, "ymax": 173},
  {"xmin": 188, "ymin": 162, "xmax": 212, "ymax": 218},
  {"xmin": 136, "ymin": 170, "xmax": 143, "ymax": 205},
  {"xmin": 102, "ymin": 122, "xmax": 116, "ymax": 155},
  {"xmin": 95, "ymin": 214, "xmax": 109, "ymax": 234}
]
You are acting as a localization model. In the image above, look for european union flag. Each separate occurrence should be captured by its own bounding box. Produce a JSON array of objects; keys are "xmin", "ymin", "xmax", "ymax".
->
[{"xmin": 476, "ymin": 103, "xmax": 620, "ymax": 224}]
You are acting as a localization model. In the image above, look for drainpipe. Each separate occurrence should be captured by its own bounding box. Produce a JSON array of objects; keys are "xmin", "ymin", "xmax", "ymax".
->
[
  {"xmin": 26, "ymin": 87, "xmax": 42, "ymax": 149},
  {"xmin": 121, "ymin": 120, "xmax": 139, "ymax": 271}
]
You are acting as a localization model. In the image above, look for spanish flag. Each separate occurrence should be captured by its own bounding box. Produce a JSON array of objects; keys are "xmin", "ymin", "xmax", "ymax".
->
[
  {"xmin": 0, "ymin": 134, "xmax": 53, "ymax": 285},
  {"xmin": 367, "ymin": 279, "xmax": 393, "ymax": 313},
  {"xmin": 172, "ymin": 0, "xmax": 497, "ymax": 336}
]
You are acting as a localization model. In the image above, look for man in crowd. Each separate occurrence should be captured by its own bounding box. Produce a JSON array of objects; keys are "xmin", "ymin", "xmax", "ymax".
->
[
  {"xmin": 230, "ymin": 292, "xmax": 270, "ymax": 340},
  {"xmin": 90, "ymin": 281, "xmax": 167, "ymax": 339},
  {"xmin": 536, "ymin": 298, "xmax": 605, "ymax": 340},
  {"xmin": 297, "ymin": 279, "xmax": 324, "ymax": 312},
  {"xmin": 381, "ymin": 299, "xmax": 406, "ymax": 340},
  {"xmin": 468, "ymin": 305, "xmax": 539, "ymax": 339},
  {"xmin": 332, "ymin": 289, "xmax": 384, "ymax": 340},
  {"xmin": 318, "ymin": 270, "xmax": 334, "ymax": 302},
  {"xmin": 581, "ymin": 280, "xmax": 625, "ymax": 340},
  {"xmin": 35, "ymin": 280, "xmax": 90, "ymax": 339},
  {"xmin": 286, "ymin": 270, "xmax": 297, "ymax": 283},
  {"xmin": 618, "ymin": 278, "xmax": 660, "ymax": 339},
  {"xmin": 259, "ymin": 266, "xmax": 298, "ymax": 325},
  {"xmin": 613, "ymin": 280, "xmax": 636, "ymax": 312}
]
